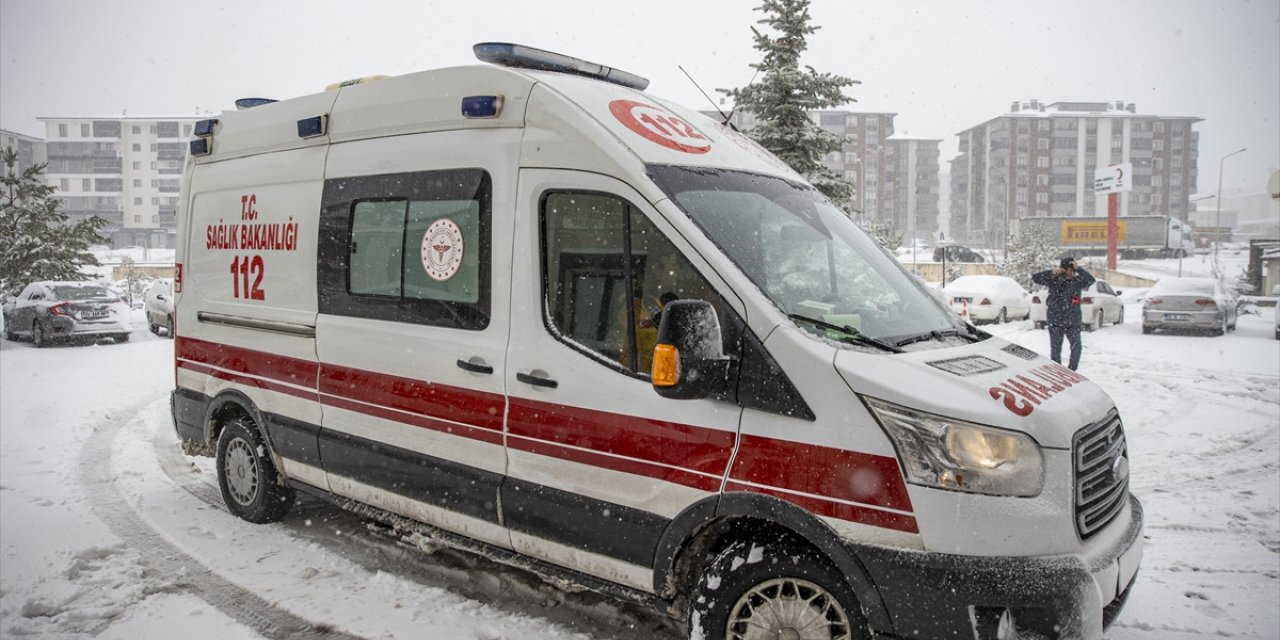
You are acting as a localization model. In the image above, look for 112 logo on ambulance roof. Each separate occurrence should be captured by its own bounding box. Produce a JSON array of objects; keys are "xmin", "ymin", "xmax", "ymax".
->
[{"xmin": 609, "ymin": 99, "xmax": 711, "ymax": 154}]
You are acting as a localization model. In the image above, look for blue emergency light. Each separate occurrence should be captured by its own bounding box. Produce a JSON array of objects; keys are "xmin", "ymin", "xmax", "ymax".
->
[
  {"xmin": 473, "ymin": 42, "xmax": 649, "ymax": 91},
  {"xmin": 461, "ymin": 96, "xmax": 503, "ymax": 118},
  {"xmin": 297, "ymin": 115, "xmax": 328, "ymax": 139},
  {"xmin": 189, "ymin": 137, "xmax": 212, "ymax": 156},
  {"xmin": 193, "ymin": 119, "xmax": 218, "ymax": 137}
]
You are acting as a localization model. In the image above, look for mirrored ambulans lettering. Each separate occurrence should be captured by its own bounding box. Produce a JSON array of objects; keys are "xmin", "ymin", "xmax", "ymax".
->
[
  {"xmin": 989, "ymin": 363, "xmax": 1089, "ymax": 416},
  {"xmin": 202, "ymin": 193, "xmax": 302, "ymax": 302}
]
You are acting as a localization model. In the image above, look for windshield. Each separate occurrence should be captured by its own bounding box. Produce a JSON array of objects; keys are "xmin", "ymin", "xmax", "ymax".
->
[{"xmin": 647, "ymin": 165, "xmax": 963, "ymax": 345}]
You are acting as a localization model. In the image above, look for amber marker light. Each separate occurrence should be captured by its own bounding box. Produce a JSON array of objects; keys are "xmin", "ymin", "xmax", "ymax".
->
[{"xmin": 651, "ymin": 344, "xmax": 680, "ymax": 387}]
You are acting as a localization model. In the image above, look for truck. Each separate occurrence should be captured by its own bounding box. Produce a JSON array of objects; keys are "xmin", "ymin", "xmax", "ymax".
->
[{"xmin": 1012, "ymin": 215, "xmax": 1193, "ymax": 258}]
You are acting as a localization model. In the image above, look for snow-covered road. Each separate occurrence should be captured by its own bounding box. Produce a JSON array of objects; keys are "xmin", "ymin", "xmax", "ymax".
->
[{"xmin": 2, "ymin": 302, "xmax": 1277, "ymax": 638}]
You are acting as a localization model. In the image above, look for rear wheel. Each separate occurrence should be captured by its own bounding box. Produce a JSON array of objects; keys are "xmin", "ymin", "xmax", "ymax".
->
[
  {"xmin": 1034, "ymin": 321, "xmax": 1045, "ymax": 330},
  {"xmin": 165, "ymin": 315, "xmax": 174, "ymax": 338},
  {"xmin": 1213, "ymin": 317, "xmax": 1227, "ymax": 337},
  {"xmin": 216, "ymin": 417, "xmax": 295, "ymax": 523},
  {"xmin": 688, "ymin": 538, "xmax": 870, "ymax": 640},
  {"xmin": 32, "ymin": 321, "xmax": 47, "ymax": 348},
  {"xmin": 1143, "ymin": 325, "xmax": 1154, "ymax": 335},
  {"xmin": 1086, "ymin": 310, "xmax": 1103, "ymax": 332}
]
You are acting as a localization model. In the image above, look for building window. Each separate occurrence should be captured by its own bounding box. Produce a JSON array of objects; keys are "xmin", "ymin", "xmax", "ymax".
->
[
  {"xmin": 1017, "ymin": 154, "xmax": 1028, "ymax": 167},
  {"xmin": 151, "ymin": 197, "xmax": 159, "ymax": 205},
  {"xmin": 1016, "ymin": 190, "xmax": 1027, "ymax": 204},
  {"xmin": 132, "ymin": 125, "xmax": 141, "ymax": 134},
  {"xmin": 1111, "ymin": 136, "xmax": 1123, "ymax": 150},
  {"xmin": 1036, "ymin": 174, "xmax": 1049, "ymax": 186},
  {"xmin": 133, "ymin": 179, "xmax": 142, "ymax": 187},
  {"xmin": 1171, "ymin": 174, "xmax": 1182, "ymax": 186},
  {"xmin": 1172, "ymin": 157, "xmax": 1183, "ymax": 169},
  {"xmin": 1038, "ymin": 120, "xmax": 1050, "ymax": 132},
  {"xmin": 152, "ymin": 215, "xmax": 158, "ymax": 224},
  {"xmin": 1153, "ymin": 175, "xmax": 1163, "ymax": 187},
  {"xmin": 183, "ymin": 124, "xmax": 192, "ymax": 137},
  {"xmin": 80, "ymin": 124, "xmax": 90, "ymax": 137},
  {"xmin": 82, "ymin": 179, "xmax": 91, "ymax": 191},
  {"xmin": 845, "ymin": 152, "xmax": 857, "ymax": 163},
  {"xmin": 132, "ymin": 143, "xmax": 141, "ymax": 152},
  {"xmin": 1036, "ymin": 193, "xmax": 1049, "ymax": 204},
  {"xmin": 58, "ymin": 124, "xmax": 68, "ymax": 137},
  {"xmin": 149, "ymin": 144, "xmax": 157, "ymax": 152},
  {"xmin": 157, "ymin": 122, "xmax": 180, "ymax": 138},
  {"xmin": 1037, "ymin": 138, "xmax": 1050, "ymax": 150},
  {"xmin": 1154, "ymin": 122, "xmax": 1165, "ymax": 133},
  {"xmin": 59, "ymin": 178, "xmax": 69, "ymax": 191},
  {"xmin": 134, "ymin": 215, "xmax": 142, "ymax": 223},
  {"xmin": 1037, "ymin": 156, "xmax": 1049, "ymax": 168},
  {"xmin": 132, "ymin": 161, "xmax": 141, "ymax": 170},
  {"xmin": 149, "ymin": 125, "xmax": 157, "ymax": 134},
  {"xmin": 133, "ymin": 197, "xmax": 142, "ymax": 205},
  {"xmin": 1153, "ymin": 139, "xmax": 1165, "ymax": 152}
]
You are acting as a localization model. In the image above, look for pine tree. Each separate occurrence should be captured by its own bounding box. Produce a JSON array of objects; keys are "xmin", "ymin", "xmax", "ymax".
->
[
  {"xmin": 0, "ymin": 147, "xmax": 108, "ymax": 299},
  {"xmin": 726, "ymin": 0, "xmax": 859, "ymax": 210},
  {"xmin": 999, "ymin": 225, "xmax": 1059, "ymax": 290}
]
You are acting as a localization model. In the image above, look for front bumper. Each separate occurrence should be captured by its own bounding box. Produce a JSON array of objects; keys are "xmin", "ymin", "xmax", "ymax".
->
[{"xmin": 857, "ymin": 495, "xmax": 1144, "ymax": 639}]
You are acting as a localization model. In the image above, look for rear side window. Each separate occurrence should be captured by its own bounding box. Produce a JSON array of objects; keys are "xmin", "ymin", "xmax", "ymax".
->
[{"xmin": 319, "ymin": 169, "xmax": 491, "ymax": 330}]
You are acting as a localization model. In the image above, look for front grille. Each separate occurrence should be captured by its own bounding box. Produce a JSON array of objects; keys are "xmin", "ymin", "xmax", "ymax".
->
[{"xmin": 1073, "ymin": 411, "xmax": 1129, "ymax": 539}]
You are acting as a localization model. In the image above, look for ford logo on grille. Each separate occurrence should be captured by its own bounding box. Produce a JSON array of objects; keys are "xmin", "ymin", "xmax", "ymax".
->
[{"xmin": 1107, "ymin": 455, "xmax": 1130, "ymax": 486}]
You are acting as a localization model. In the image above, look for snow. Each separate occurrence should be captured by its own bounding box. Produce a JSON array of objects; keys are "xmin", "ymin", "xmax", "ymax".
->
[{"xmin": 1, "ymin": 251, "xmax": 1277, "ymax": 638}]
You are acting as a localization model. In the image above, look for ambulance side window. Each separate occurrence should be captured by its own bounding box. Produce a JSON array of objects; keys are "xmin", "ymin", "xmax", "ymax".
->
[
  {"xmin": 319, "ymin": 169, "xmax": 491, "ymax": 330},
  {"xmin": 541, "ymin": 190, "xmax": 722, "ymax": 378}
]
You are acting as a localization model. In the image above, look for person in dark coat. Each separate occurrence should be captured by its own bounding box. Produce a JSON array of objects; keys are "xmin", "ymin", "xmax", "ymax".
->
[{"xmin": 1032, "ymin": 257, "xmax": 1096, "ymax": 371}]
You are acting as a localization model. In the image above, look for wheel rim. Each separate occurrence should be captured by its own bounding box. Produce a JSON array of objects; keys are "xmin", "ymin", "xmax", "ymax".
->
[
  {"xmin": 727, "ymin": 577, "xmax": 852, "ymax": 640},
  {"xmin": 223, "ymin": 437, "xmax": 260, "ymax": 506}
]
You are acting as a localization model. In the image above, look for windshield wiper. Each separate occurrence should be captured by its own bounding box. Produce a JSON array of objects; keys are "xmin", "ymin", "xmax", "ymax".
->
[
  {"xmin": 788, "ymin": 314, "xmax": 903, "ymax": 354},
  {"xmin": 894, "ymin": 326, "xmax": 986, "ymax": 347}
]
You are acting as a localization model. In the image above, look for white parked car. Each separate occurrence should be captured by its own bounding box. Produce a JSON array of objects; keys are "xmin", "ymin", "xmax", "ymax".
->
[
  {"xmin": 1030, "ymin": 279, "xmax": 1125, "ymax": 331},
  {"xmin": 943, "ymin": 275, "xmax": 1031, "ymax": 323},
  {"xmin": 144, "ymin": 278, "xmax": 175, "ymax": 337}
]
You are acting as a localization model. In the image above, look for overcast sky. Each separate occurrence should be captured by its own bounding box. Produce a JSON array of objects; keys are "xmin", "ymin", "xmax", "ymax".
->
[{"xmin": 2, "ymin": 0, "xmax": 1276, "ymax": 194}]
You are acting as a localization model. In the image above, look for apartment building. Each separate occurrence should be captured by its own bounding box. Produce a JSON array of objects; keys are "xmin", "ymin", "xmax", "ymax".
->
[
  {"xmin": 949, "ymin": 100, "xmax": 1202, "ymax": 246},
  {"xmin": 1, "ymin": 128, "xmax": 47, "ymax": 178},
  {"xmin": 38, "ymin": 116, "xmax": 200, "ymax": 249}
]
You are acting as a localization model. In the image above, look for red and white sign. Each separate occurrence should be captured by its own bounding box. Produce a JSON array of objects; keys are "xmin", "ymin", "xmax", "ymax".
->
[
  {"xmin": 1093, "ymin": 163, "xmax": 1132, "ymax": 194},
  {"xmin": 608, "ymin": 99, "xmax": 711, "ymax": 154},
  {"xmin": 421, "ymin": 219, "xmax": 464, "ymax": 281}
]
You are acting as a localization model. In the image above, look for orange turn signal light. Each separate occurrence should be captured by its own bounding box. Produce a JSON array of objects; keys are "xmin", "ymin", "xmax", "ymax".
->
[{"xmin": 652, "ymin": 344, "xmax": 679, "ymax": 387}]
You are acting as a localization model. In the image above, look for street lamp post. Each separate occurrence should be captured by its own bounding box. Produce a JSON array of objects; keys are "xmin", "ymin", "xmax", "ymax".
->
[{"xmin": 1214, "ymin": 147, "xmax": 1247, "ymax": 277}]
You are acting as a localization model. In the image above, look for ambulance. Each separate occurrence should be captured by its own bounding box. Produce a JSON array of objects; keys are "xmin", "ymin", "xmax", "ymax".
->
[{"xmin": 171, "ymin": 43, "xmax": 1142, "ymax": 639}]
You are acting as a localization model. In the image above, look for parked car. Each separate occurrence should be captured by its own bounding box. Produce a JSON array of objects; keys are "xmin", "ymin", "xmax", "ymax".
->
[
  {"xmin": 933, "ymin": 244, "xmax": 986, "ymax": 263},
  {"xmin": 943, "ymin": 275, "xmax": 1031, "ymax": 323},
  {"xmin": 1142, "ymin": 277, "xmax": 1237, "ymax": 336},
  {"xmin": 144, "ymin": 278, "xmax": 175, "ymax": 337},
  {"xmin": 1030, "ymin": 279, "xmax": 1125, "ymax": 331},
  {"xmin": 2, "ymin": 281, "xmax": 131, "ymax": 346}
]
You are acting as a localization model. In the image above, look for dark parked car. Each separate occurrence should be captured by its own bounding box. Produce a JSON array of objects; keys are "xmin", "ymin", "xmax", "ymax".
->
[
  {"xmin": 933, "ymin": 245, "xmax": 985, "ymax": 263},
  {"xmin": 2, "ymin": 281, "xmax": 131, "ymax": 346}
]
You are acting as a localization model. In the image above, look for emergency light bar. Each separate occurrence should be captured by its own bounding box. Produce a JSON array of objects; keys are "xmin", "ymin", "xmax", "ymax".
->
[{"xmin": 473, "ymin": 42, "xmax": 649, "ymax": 91}]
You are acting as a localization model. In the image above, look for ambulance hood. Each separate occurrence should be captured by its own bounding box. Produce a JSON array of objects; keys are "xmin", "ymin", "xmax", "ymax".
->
[{"xmin": 834, "ymin": 337, "xmax": 1116, "ymax": 449}]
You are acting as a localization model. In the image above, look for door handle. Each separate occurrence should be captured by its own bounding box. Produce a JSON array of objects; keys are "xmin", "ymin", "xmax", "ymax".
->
[
  {"xmin": 517, "ymin": 371, "xmax": 558, "ymax": 389},
  {"xmin": 456, "ymin": 358, "xmax": 494, "ymax": 375}
]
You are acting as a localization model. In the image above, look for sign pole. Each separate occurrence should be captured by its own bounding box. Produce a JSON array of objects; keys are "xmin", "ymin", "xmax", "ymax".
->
[{"xmin": 1107, "ymin": 192, "xmax": 1118, "ymax": 270}]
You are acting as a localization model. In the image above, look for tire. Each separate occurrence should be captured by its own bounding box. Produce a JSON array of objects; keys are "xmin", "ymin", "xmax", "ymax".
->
[
  {"xmin": 1086, "ymin": 310, "xmax": 1102, "ymax": 332},
  {"xmin": 1115, "ymin": 306, "xmax": 1125, "ymax": 325},
  {"xmin": 996, "ymin": 308, "xmax": 1007, "ymax": 324},
  {"xmin": 1213, "ymin": 317, "xmax": 1227, "ymax": 337},
  {"xmin": 149, "ymin": 322, "xmax": 160, "ymax": 335},
  {"xmin": 1033, "ymin": 321, "xmax": 1045, "ymax": 330},
  {"xmin": 32, "ymin": 321, "xmax": 47, "ymax": 348},
  {"xmin": 165, "ymin": 315, "xmax": 174, "ymax": 338},
  {"xmin": 1143, "ymin": 325, "xmax": 1154, "ymax": 335},
  {"xmin": 216, "ymin": 417, "xmax": 295, "ymax": 523},
  {"xmin": 688, "ymin": 538, "xmax": 870, "ymax": 640},
  {"xmin": 113, "ymin": 333, "xmax": 130, "ymax": 343}
]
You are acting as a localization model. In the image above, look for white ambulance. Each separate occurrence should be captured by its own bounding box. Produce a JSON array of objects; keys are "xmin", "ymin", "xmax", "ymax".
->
[{"xmin": 172, "ymin": 43, "xmax": 1142, "ymax": 639}]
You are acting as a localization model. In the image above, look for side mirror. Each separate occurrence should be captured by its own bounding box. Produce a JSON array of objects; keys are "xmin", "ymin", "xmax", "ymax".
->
[
  {"xmin": 1114, "ymin": 290, "xmax": 1123, "ymax": 296},
  {"xmin": 650, "ymin": 300, "xmax": 735, "ymax": 400}
]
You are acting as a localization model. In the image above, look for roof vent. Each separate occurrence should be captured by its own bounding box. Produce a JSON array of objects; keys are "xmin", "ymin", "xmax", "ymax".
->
[{"xmin": 235, "ymin": 98, "xmax": 277, "ymax": 110}]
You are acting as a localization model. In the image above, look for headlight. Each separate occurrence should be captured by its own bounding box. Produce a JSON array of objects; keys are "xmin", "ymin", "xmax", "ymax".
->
[{"xmin": 864, "ymin": 397, "xmax": 1044, "ymax": 497}]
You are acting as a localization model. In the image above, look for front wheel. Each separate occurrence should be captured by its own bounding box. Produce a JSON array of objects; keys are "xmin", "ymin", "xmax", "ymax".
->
[
  {"xmin": 996, "ymin": 308, "xmax": 1007, "ymax": 324},
  {"xmin": 1116, "ymin": 306, "xmax": 1125, "ymax": 325},
  {"xmin": 1086, "ymin": 310, "xmax": 1103, "ymax": 332},
  {"xmin": 688, "ymin": 538, "xmax": 870, "ymax": 640},
  {"xmin": 216, "ymin": 417, "xmax": 295, "ymax": 523}
]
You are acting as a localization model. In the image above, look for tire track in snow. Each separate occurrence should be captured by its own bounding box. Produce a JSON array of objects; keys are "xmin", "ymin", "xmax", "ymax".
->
[
  {"xmin": 79, "ymin": 397, "xmax": 367, "ymax": 640},
  {"xmin": 145, "ymin": 405, "xmax": 682, "ymax": 640}
]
